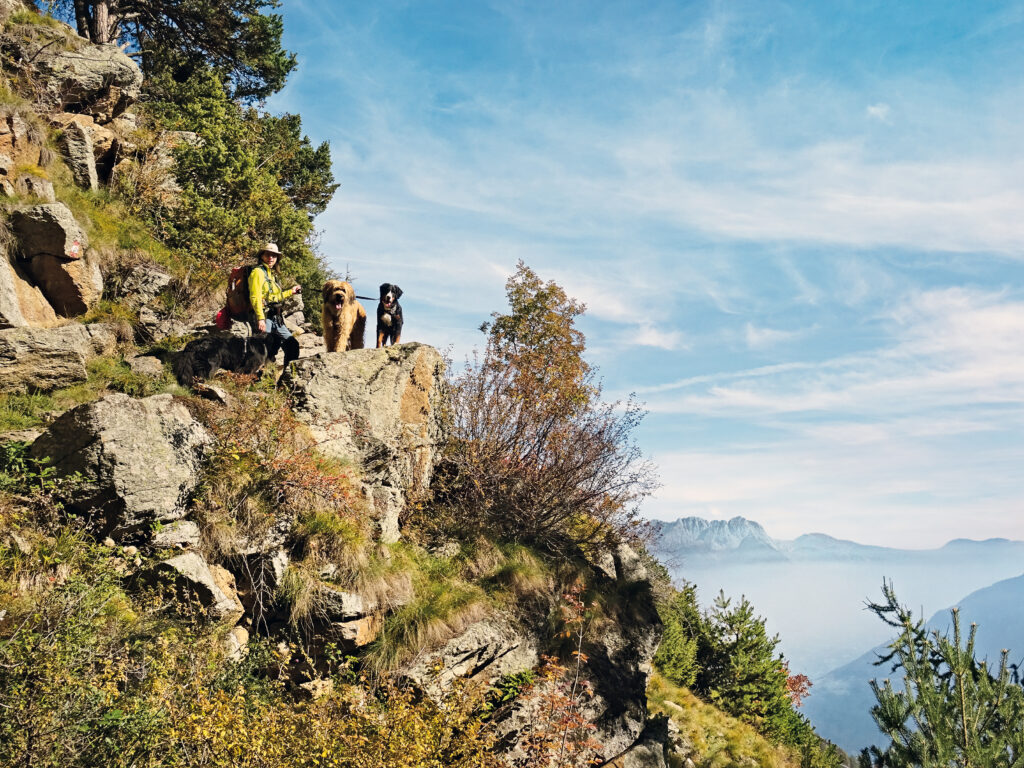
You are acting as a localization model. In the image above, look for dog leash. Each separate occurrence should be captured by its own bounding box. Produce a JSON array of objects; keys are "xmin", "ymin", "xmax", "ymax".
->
[{"xmin": 355, "ymin": 295, "xmax": 376, "ymax": 301}]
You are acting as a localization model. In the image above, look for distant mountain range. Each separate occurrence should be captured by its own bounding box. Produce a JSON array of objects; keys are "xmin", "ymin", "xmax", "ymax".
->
[
  {"xmin": 802, "ymin": 572, "xmax": 1024, "ymax": 754},
  {"xmin": 652, "ymin": 515, "xmax": 1024, "ymax": 740},
  {"xmin": 653, "ymin": 515, "xmax": 1024, "ymax": 564}
]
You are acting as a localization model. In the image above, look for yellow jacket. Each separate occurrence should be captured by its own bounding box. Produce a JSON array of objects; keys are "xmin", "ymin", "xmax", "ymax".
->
[{"xmin": 248, "ymin": 265, "xmax": 295, "ymax": 320}]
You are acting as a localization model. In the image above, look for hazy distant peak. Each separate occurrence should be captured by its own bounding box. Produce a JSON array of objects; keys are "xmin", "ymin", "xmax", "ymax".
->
[{"xmin": 656, "ymin": 516, "xmax": 776, "ymax": 552}]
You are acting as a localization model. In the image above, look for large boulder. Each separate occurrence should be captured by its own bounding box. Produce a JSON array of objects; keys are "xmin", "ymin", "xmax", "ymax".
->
[
  {"xmin": 11, "ymin": 203, "xmax": 99, "ymax": 316},
  {"xmin": 13, "ymin": 33, "xmax": 142, "ymax": 121},
  {"xmin": 26, "ymin": 252, "xmax": 102, "ymax": 316},
  {"xmin": 0, "ymin": 323, "xmax": 114, "ymax": 391},
  {"xmin": 0, "ymin": 248, "xmax": 58, "ymax": 328},
  {"xmin": 283, "ymin": 343, "xmax": 446, "ymax": 543},
  {"xmin": 109, "ymin": 262, "xmax": 172, "ymax": 309},
  {"xmin": 12, "ymin": 202, "xmax": 89, "ymax": 260},
  {"xmin": 51, "ymin": 112, "xmax": 119, "ymax": 182},
  {"xmin": 30, "ymin": 393, "xmax": 212, "ymax": 536}
]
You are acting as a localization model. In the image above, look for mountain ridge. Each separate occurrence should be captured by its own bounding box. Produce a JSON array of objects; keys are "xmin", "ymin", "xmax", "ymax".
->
[{"xmin": 653, "ymin": 516, "xmax": 1024, "ymax": 562}]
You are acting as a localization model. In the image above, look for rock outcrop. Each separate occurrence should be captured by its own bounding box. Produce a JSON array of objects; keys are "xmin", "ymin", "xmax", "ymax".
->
[
  {"xmin": 405, "ymin": 617, "xmax": 540, "ymax": 697},
  {"xmin": 147, "ymin": 551, "xmax": 244, "ymax": 624},
  {"xmin": 9, "ymin": 34, "xmax": 142, "ymax": 121},
  {"xmin": 0, "ymin": 247, "xmax": 58, "ymax": 328},
  {"xmin": 30, "ymin": 393, "xmax": 212, "ymax": 536},
  {"xmin": 59, "ymin": 119, "xmax": 98, "ymax": 190},
  {"xmin": 0, "ymin": 109, "xmax": 46, "ymax": 170},
  {"xmin": 283, "ymin": 343, "xmax": 446, "ymax": 543},
  {"xmin": 584, "ymin": 580, "xmax": 662, "ymax": 758},
  {"xmin": 0, "ymin": 322, "xmax": 114, "ymax": 391}
]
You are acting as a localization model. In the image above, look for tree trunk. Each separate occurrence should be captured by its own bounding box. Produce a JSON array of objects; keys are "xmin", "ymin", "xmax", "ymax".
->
[
  {"xmin": 72, "ymin": 0, "xmax": 91, "ymax": 39},
  {"xmin": 92, "ymin": 0, "xmax": 112, "ymax": 44}
]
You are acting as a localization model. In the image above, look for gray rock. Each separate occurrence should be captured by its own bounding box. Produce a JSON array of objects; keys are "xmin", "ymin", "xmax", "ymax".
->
[
  {"xmin": 614, "ymin": 543, "xmax": 648, "ymax": 583},
  {"xmin": 60, "ymin": 120, "xmax": 98, "ymax": 190},
  {"xmin": 22, "ymin": 37, "xmax": 142, "ymax": 120},
  {"xmin": 14, "ymin": 174, "xmax": 56, "ymax": 202},
  {"xmin": 283, "ymin": 343, "xmax": 446, "ymax": 543},
  {"xmin": 223, "ymin": 625, "xmax": 249, "ymax": 662},
  {"xmin": 11, "ymin": 203, "xmax": 89, "ymax": 260},
  {"xmin": 127, "ymin": 354, "xmax": 164, "ymax": 377},
  {"xmin": 405, "ymin": 618, "xmax": 539, "ymax": 698},
  {"xmin": 148, "ymin": 552, "xmax": 243, "ymax": 624},
  {"xmin": 27, "ymin": 251, "xmax": 102, "ymax": 316},
  {"xmin": 602, "ymin": 719, "xmax": 670, "ymax": 768},
  {"xmin": 10, "ymin": 203, "xmax": 98, "ymax": 316},
  {"xmin": 150, "ymin": 519, "xmax": 201, "ymax": 549},
  {"xmin": 0, "ymin": 323, "xmax": 114, "ymax": 392},
  {"xmin": 30, "ymin": 393, "xmax": 212, "ymax": 535},
  {"xmin": 583, "ymin": 584, "xmax": 663, "ymax": 759},
  {"xmin": 0, "ymin": 247, "xmax": 59, "ymax": 328},
  {"xmin": 317, "ymin": 585, "xmax": 371, "ymax": 621},
  {"xmin": 112, "ymin": 263, "xmax": 172, "ymax": 308}
]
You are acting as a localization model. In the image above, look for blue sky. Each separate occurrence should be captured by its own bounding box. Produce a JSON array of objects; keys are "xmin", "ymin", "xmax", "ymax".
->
[{"xmin": 269, "ymin": 0, "xmax": 1024, "ymax": 548}]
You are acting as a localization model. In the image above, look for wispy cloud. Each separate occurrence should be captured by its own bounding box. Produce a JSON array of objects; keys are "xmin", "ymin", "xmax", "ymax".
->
[{"xmin": 866, "ymin": 102, "xmax": 891, "ymax": 123}]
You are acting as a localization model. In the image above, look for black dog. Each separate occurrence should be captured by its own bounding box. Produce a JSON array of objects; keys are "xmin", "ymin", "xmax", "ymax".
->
[
  {"xmin": 376, "ymin": 283, "xmax": 403, "ymax": 348},
  {"xmin": 174, "ymin": 333, "xmax": 282, "ymax": 386}
]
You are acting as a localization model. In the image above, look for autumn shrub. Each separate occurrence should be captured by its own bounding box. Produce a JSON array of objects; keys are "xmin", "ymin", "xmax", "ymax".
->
[{"xmin": 435, "ymin": 261, "xmax": 656, "ymax": 558}]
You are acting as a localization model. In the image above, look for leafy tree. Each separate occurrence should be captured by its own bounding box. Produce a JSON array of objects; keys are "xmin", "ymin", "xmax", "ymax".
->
[
  {"xmin": 863, "ymin": 582, "xmax": 1024, "ymax": 768},
  {"xmin": 44, "ymin": 0, "xmax": 295, "ymax": 100},
  {"xmin": 441, "ymin": 261, "xmax": 657, "ymax": 555}
]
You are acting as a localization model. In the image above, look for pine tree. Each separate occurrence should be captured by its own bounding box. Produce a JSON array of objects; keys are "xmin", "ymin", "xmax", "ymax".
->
[
  {"xmin": 865, "ymin": 581, "xmax": 1024, "ymax": 768},
  {"xmin": 695, "ymin": 591, "xmax": 793, "ymax": 732}
]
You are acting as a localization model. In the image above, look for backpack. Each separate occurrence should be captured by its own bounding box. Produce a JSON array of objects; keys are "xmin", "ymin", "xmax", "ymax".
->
[{"xmin": 226, "ymin": 264, "xmax": 260, "ymax": 318}]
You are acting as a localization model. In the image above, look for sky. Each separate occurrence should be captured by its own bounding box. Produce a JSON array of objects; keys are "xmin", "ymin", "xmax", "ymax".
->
[{"xmin": 268, "ymin": 0, "xmax": 1024, "ymax": 548}]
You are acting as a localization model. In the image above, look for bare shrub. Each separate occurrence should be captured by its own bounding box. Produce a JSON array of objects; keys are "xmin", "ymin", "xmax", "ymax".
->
[{"xmin": 435, "ymin": 262, "xmax": 657, "ymax": 558}]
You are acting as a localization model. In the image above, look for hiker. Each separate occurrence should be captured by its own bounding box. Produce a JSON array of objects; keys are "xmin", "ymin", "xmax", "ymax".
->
[{"xmin": 249, "ymin": 242, "xmax": 302, "ymax": 368}]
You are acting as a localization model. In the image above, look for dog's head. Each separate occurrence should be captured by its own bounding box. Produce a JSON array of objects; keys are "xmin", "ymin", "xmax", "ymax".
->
[
  {"xmin": 378, "ymin": 283, "xmax": 403, "ymax": 310},
  {"xmin": 322, "ymin": 280, "xmax": 356, "ymax": 315},
  {"xmin": 248, "ymin": 333, "xmax": 280, "ymax": 361}
]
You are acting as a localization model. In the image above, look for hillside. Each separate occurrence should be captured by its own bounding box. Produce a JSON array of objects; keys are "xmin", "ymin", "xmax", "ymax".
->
[{"xmin": 0, "ymin": 3, "xmax": 672, "ymax": 766}]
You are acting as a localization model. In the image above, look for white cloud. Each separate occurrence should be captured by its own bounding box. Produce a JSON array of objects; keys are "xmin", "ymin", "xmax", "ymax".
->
[
  {"xmin": 635, "ymin": 325, "xmax": 687, "ymax": 350},
  {"xmin": 866, "ymin": 102, "xmax": 892, "ymax": 123},
  {"xmin": 744, "ymin": 322, "xmax": 806, "ymax": 349}
]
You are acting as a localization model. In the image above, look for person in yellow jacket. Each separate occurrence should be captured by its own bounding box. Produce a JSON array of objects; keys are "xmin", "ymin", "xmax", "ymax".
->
[{"xmin": 249, "ymin": 242, "xmax": 302, "ymax": 368}]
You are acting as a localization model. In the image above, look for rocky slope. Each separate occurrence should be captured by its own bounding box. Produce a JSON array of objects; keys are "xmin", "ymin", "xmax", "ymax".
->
[{"xmin": 0, "ymin": 5, "xmax": 666, "ymax": 764}]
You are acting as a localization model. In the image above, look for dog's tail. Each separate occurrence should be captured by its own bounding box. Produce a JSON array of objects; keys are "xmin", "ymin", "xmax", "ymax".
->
[{"xmin": 173, "ymin": 343, "xmax": 200, "ymax": 386}]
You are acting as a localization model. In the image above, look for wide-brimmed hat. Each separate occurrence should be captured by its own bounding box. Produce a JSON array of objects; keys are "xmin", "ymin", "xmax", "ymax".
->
[{"xmin": 257, "ymin": 242, "xmax": 282, "ymax": 257}]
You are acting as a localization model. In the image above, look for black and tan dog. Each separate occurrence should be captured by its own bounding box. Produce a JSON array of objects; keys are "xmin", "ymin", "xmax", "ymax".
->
[
  {"xmin": 376, "ymin": 283, "xmax": 403, "ymax": 348},
  {"xmin": 174, "ymin": 333, "xmax": 281, "ymax": 386}
]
